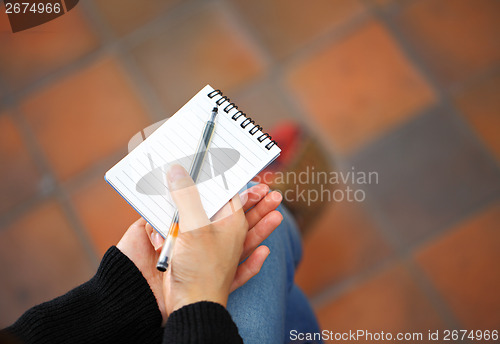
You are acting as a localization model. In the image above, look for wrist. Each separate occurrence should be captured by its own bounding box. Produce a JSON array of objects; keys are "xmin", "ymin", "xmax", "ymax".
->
[
  {"xmin": 170, "ymin": 288, "xmax": 229, "ymax": 313},
  {"xmin": 90, "ymin": 247, "xmax": 163, "ymax": 326}
]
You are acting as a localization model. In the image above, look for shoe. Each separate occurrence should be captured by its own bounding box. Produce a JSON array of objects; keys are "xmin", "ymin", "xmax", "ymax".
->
[{"xmin": 256, "ymin": 121, "xmax": 336, "ymax": 236}]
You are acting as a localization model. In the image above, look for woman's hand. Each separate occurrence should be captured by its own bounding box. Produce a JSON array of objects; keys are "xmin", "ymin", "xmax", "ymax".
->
[
  {"xmin": 159, "ymin": 165, "xmax": 283, "ymax": 315},
  {"xmin": 117, "ymin": 165, "xmax": 282, "ymax": 323}
]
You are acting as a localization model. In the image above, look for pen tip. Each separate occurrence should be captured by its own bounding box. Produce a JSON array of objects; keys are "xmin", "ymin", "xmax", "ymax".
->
[{"xmin": 212, "ymin": 107, "xmax": 218, "ymax": 113}]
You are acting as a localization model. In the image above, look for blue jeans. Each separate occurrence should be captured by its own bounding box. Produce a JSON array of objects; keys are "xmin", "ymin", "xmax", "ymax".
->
[{"xmin": 227, "ymin": 199, "xmax": 322, "ymax": 344}]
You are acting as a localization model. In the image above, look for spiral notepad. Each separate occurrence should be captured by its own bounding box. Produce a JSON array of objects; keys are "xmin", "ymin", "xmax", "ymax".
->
[{"xmin": 105, "ymin": 85, "xmax": 281, "ymax": 237}]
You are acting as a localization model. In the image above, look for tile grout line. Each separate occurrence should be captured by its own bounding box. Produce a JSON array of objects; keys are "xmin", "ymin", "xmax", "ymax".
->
[
  {"xmin": 6, "ymin": 108, "xmax": 100, "ymax": 268},
  {"xmin": 446, "ymin": 64, "xmax": 500, "ymax": 96},
  {"xmin": 301, "ymin": 0, "xmax": 499, "ymax": 330},
  {"xmin": 0, "ymin": 77, "xmax": 8, "ymax": 106},
  {"xmin": 232, "ymin": 19, "xmax": 414, "ymax": 308},
  {"xmin": 375, "ymin": 2, "xmax": 500, "ymax": 173},
  {"xmin": 217, "ymin": 0, "xmax": 424, "ymax": 313},
  {"xmin": 79, "ymin": 0, "xmax": 166, "ymax": 123},
  {"xmin": 1, "ymin": 0, "xmax": 209, "ymax": 109},
  {"xmin": 345, "ymin": 114, "xmax": 500, "ymax": 262},
  {"xmin": 0, "ymin": 0, "xmax": 119, "ymax": 268},
  {"xmin": 275, "ymin": 11, "xmax": 372, "ymax": 78},
  {"xmin": 403, "ymin": 258, "xmax": 465, "ymax": 330},
  {"xmin": 0, "ymin": 142, "xmax": 148, "ymax": 232},
  {"xmin": 1, "ymin": 46, "xmax": 113, "ymax": 108},
  {"xmin": 217, "ymin": 0, "xmax": 311, "ymax": 136},
  {"xmin": 2, "ymin": 0, "xmax": 370, "ymax": 125},
  {"xmin": 376, "ymin": 3, "xmax": 500, "ymax": 222},
  {"xmin": 216, "ymin": 0, "xmax": 289, "ymax": 125},
  {"xmin": 342, "ymin": 103, "xmax": 500, "ymax": 276},
  {"xmin": 118, "ymin": 0, "xmax": 214, "ymax": 51},
  {"xmin": 365, "ymin": 3, "xmax": 499, "ymax": 334},
  {"xmin": 271, "ymin": 12, "xmax": 375, "ymax": 169},
  {"xmin": 308, "ymin": 253, "xmax": 398, "ymax": 309},
  {"xmin": 313, "ymin": 152, "xmax": 500, "ymax": 329},
  {"xmin": 219, "ymin": 0, "xmax": 275, "ymax": 69},
  {"xmin": 209, "ymin": 0, "xmax": 372, "ymax": 141},
  {"xmin": 371, "ymin": 24, "xmax": 466, "ymax": 337},
  {"xmin": 114, "ymin": 51, "xmax": 167, "ymax": 122},
  {"xmin": 405, "ymin": 193, "xmax": 500, "ymax": 254},
  {"xmin": 60, "ymin": 150, "xmax": 125, "ymax": 193},
  {"xmin": 0, "ymin": 0, "xmax": 213, "ymax": 237},
  {"xmin": 0, "ymin": 111, "xmax": 58, "ymax": 230},
  {"xmin": 78, "ymin": 0, "xmax": 114, "ymax": 45}
]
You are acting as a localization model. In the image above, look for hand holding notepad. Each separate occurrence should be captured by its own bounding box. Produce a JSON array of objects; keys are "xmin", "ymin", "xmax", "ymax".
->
[{"xmin": 105, "ymin": 85, "xmax": 281, "ymax": 264}]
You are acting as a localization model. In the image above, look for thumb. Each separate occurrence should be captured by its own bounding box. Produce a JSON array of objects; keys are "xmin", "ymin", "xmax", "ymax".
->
[{"xmin": 167, "ymin": 164, "xmax": 210, "ymax": 232}]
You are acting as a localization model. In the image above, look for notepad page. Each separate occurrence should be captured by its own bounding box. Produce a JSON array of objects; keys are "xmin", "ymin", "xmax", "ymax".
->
[{"xmin": 105, "ymin": 85, "xmax": 281, "ymax": 237}]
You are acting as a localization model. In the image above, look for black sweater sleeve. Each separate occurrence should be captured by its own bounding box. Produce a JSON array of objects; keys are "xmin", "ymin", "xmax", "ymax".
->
[
  {"xmin": 164, "ymin": 301, "xmax": 243, "ymax": 344},
  {"xmin": 2, "ymin": 246, "xmax": 244, "ymax": 344},
  {"xmin": 4, "ymin": 246, "xmax": 164, "ymax": 344}
]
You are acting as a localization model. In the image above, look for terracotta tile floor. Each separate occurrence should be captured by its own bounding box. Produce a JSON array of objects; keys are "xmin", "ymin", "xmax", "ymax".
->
[
  {"xmin": 316, "ymin": 264, "xmax": 445, "ymax": 344},
  {"xmin": 287, "ymin": 19, "xmax": 435, "ymax": 154},
  {"xmin": 0, "ymin": 7, "xmax": 98, "ymax": 91},
  {"xmin": 395, "ymin": 0, "xmax": 500, "ymax": 87},
  {"xmin": 0, "ymin": 0, "xmax": 499, "ymax": 335}
]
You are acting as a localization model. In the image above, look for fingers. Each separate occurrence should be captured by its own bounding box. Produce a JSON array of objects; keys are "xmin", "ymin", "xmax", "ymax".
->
[
  {"xmin": 241, "ymin": 210, "xmax": 282, "ymax": 261},
  {"xmin": 167, "ymin": 164, "xmax": 210, "ymax": 232},
  {"xmin": 130, "ymin": 217, "xmax": 147, "ymax": 228},
  {"xmin": 230, "ymin": 245, "xmax": 270, "ymax": 293},
  {"xmin": 241, "ymin": 184, "xmax": 270, "ymax": 212},
  {"xmin": 117, "ymin": 217, "xmax": 157, "ymax": 257},
  {"xmin": 245, "ymin": 191, "xmax": 282, "ymax": 229},
  {"xmin": 145, "ymin": 222, "xmax": 165, "ymax": 251},
  {"xmin": 212, "ymin": 193, "xmax": 244, "ymax": 223}
]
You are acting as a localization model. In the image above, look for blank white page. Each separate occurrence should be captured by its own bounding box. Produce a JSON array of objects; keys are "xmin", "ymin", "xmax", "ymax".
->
[{"xmin": 105, "ymin": 85, "xmax": 281, "ymax": 237}]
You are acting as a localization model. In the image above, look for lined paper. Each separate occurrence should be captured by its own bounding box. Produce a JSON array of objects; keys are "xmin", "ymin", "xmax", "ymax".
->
[{"xmin": 105, "ymin": 85, "xmax": 281, "ymax": 237}]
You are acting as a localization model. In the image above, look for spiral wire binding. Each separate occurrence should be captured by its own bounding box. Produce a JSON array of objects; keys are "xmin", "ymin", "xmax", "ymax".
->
[{"xmin": 207, "ymin": 89, "xmax": 277, "ymax": 150}]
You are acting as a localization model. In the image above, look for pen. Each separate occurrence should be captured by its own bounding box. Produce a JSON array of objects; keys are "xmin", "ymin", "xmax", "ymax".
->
[{"xmin": 156, "ymin": 106, "xmax": 219, "ymax": 272}]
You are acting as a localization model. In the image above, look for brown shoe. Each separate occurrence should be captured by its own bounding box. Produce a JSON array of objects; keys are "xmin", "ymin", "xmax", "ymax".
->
[{"xmin": 256, "ymin": 121, "xmax": 336, "ymax": 236}]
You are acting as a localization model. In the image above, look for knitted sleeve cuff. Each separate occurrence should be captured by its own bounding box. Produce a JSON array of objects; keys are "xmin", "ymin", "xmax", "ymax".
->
[
  {"xmin": 163, "ymin": 301, "xmax": 243, "ymax": 344},
  {"xmin": 6, "ymin": 246, "xmax": 163, "ymax": 344}
]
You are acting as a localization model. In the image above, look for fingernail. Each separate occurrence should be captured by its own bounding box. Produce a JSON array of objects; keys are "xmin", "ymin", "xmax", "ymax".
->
[
  {"xmin": 167, "ymin": 164, "xmax": 188, "ymax": 184},
  {"xmin": 151, "ymin": 231, "xmax": 164, "ymax": 251},
  {"xmin": 271, "ymin": 191, "xmax": 282, "ymax": 202},
  {"xmin": 262, "ymin": 184, "xmax": 270, "ymax": 193}
]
